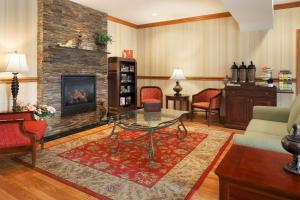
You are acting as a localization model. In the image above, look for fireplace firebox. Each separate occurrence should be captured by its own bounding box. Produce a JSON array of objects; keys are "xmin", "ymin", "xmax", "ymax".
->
[{"xmin": 61, "ymin": 75, "xmax": 96, "ymax": 116}]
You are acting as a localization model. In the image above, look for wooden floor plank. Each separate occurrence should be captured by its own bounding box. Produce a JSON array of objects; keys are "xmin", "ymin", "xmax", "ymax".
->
[{"xmin": 0, "ymin": 113, "xmax": 242, "ymax": 200}]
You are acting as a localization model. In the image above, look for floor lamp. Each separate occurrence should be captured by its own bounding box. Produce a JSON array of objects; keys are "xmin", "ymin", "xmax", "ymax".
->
[{"xmin": 5, "ymin": 51, "xmax": 28, "ymax": 112}]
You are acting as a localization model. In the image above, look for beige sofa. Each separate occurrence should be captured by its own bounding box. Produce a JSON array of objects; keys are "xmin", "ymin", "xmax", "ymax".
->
[{"xmin": 233, "ymin": 95, "xmax": 300, "ymax": 153}]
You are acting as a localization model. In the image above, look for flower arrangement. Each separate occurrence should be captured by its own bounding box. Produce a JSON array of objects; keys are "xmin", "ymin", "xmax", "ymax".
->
[{"xmin": 16, "ymin": 101, "xmax": 56, "ymax": 120}]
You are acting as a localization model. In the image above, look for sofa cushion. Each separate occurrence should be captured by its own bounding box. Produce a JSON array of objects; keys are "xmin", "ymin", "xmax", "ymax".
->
[
  {"xmin": 233, "ymin": 132, "xmax": 287, "ymax": 153},
  {"xmin": 287, "ymin": 95, "xmax": 300, "ymax": 132},
  {"xmin": 23, "ymin": 120, "xmax": 47, "ymax": 140},
  {"xmin": 246, "ymin": 119, "xmax": 288, "ymax": 137}
]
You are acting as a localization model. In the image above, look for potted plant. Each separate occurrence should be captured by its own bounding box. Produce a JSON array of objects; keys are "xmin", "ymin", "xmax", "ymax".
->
[{"xmin": 94, "ymin": 32, "xmax": 112, "ymax": 49}]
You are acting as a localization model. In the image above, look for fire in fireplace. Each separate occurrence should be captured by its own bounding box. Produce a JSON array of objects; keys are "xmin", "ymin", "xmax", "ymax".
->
[{"xmin": 61, "ymin": 75, "xmax": 96, "ymax": 116}]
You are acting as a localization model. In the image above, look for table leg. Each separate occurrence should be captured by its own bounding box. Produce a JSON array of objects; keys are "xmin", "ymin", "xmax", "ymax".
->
[
  {"xmin": 180, "ymin": 100, "xmax": 182, "ymax": 111},
  {"xmin": 166, "ymin": 98, "xmax": 169, "ymax": 109},
  {"xmin": 106, "ymin": 122, "xmax": 119, "ymax": 153},
  {"xmin": 176, "ymin": 118, "xmax": 188, "ymax": 141},
  {"xmin": 174, "ymin": 100, "xmax": 176, "ymax": 109},
  {"xmin": 148, "ymin": 128, "xmax": 155, "ymax": 160}
]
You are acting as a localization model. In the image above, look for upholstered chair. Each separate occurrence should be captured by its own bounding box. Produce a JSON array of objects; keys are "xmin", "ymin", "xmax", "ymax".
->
[
  {"xmin": 191, "ymin": 88, "xmax": 222, "ymax": 126},
  {"xmin": 0, "ymin": 112, "xmax": 47, "ymax": 167},
  {"xmin": 140, "ymin": 86, "xmax": 163, "ymax": 107}
]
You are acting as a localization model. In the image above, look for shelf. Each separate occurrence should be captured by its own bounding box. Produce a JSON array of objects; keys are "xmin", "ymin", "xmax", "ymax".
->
[
  {"xmin": 48, "ymin": 45, "xmax": 111, "ymax": 54},
  {"xmin": 120, "ymin": 82, "xmax": 135, "ymax": 84},
  {"xmin": 277, "ymin": 89, "xmax": 294, "ymax": 94},
  {"xmin": 120, "ymin": 71, "xmax": 135, "ymax": 74},
  {"xmin": 120, "ymin": 93, "xmax": 134, "ymax": 96}
]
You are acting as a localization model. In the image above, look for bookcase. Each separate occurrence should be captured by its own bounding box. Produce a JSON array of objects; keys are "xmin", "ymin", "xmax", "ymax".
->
[{"xmin": 108, "ymin": 57, "xmax": 137, "ymax": 115}]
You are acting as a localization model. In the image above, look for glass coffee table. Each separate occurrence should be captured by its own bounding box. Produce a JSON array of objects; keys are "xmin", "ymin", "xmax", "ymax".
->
[{"xmin": 106, "ymin": 109, "xmax": 189, "ymax": 161}]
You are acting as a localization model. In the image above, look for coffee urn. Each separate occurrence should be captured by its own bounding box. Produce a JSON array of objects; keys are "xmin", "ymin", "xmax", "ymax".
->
[
  {"xmin": 231, "ymin": 62, "xmax": 239, "ymax": 83},
  {"xmin": 247, "ymin": 61, "xmax": 256, "ymax": 83},
  {"xmin": 239, "ymin": 62, "xmax": 247, "ymax": 83}
]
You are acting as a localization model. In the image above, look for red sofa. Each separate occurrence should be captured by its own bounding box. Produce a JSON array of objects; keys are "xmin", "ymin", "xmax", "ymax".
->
[{"xmin": 0, "ymin": 112, "xmax": 47, "ymax": 167}]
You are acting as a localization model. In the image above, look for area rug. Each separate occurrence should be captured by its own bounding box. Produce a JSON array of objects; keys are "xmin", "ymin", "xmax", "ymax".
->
[{"xmin": 18, "ymin": 125, "xmax": 233, "ymax": 200}]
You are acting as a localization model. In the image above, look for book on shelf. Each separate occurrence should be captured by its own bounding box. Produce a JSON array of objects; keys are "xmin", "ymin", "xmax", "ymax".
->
[{"xmin": 278, "ymin": 70, "xmax": 292, "ymax": 91}]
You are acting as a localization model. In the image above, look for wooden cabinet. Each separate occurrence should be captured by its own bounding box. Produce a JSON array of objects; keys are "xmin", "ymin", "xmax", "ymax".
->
[
  {"xmin": 108, "ymin": 57, "xmax": 137, "ymax": 115},
  {"xmin": 224, "ymin": 85, "xmax": 277, "ymax": 130}
]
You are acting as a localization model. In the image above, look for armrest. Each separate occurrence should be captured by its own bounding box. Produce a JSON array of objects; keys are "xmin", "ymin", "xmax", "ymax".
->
[
  {"xmin": 0, "ymin": 119, "xmax": 36, "ymax": 138},
  {"xmin": 253, "ymin": 106, "xmax": 290, "ymax": 123}
]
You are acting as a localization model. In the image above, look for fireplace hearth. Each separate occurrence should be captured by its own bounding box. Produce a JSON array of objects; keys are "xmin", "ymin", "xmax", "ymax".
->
[{"xmin": 61, "ymin": 75, "xmax": 96, "ymax": 116}]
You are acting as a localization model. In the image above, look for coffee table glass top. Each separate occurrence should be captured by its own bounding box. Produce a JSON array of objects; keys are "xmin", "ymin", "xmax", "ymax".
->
[{"xmin": 109, "ymin": 108, "xmax": 188, "ymax": 130}]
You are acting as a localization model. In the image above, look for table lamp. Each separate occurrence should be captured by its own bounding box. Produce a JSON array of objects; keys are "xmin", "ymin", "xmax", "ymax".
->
[
  {"xmin": 5, "ymin": 51, "xmax": 28, "ymax": 112},
  {"xmin": 170, "ymin": 68, "xmax": 186, "ymax": 96}
]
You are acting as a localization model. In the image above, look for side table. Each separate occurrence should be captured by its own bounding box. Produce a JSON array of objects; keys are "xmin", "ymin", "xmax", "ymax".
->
[
  {"xmin": 166, "ymin": 95, "xmax": 189, "ymax": 111},
  {"xmin": 215, "ymin": 145, "xmax": 300, "ymax": 200}
]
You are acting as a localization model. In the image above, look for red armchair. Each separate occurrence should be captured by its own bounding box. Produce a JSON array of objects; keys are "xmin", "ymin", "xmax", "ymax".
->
[
  {"xmin": 191, "ymin": 88, "xmax": 222, "ymax": 126},
  {"xmin": 140, "ymin": 86, "xmax": 163, "ymax": 107},
  {"xmin": 0, "ymin": 112, "xmax": 47, "ymax": 167}
]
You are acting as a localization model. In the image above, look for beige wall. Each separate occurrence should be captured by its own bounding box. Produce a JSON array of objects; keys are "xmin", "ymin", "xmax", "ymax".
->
[
  {"xmin": 107, "ymin": 21, "xmax": 138, "ymax": 58},
  {"xmin": 0, "ymin": 0, "xmax": 37, "ymax": 112},
  {"xmin": 137, "ymin": 7, "xmax": 300, "ymax": 108}
]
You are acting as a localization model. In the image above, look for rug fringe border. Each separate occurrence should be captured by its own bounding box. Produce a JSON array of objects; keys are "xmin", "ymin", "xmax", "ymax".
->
[{"xmin": 184, "ymin": 132, "xmax": 234, "ymax": 200}]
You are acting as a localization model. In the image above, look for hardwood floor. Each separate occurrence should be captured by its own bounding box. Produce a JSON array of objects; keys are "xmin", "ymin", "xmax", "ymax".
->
[{"xmin": 0, "ymin": 113, "xmax": 243, "ymax": 200}]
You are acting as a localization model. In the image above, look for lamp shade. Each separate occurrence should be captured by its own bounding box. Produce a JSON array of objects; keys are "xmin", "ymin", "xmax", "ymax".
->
[
  {"xmin": 170, "ymin": 68, "xmax": 186, "ymax": 80},
  {"xmin": 5, "ymin": 52, "xmax": 28, "ymax": 73}
]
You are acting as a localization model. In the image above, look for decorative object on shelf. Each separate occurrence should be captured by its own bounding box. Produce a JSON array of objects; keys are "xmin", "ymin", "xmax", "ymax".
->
[
  {"xmin": 278, "ymin": 70, "xmax": 293, "ymax": 92},
  {"xmin": 76, "ymin": 32, "xmax": 83, "ymax": 48},
  {"xmin": 94, "ymin": 32, "xmax": 112, "ymax": 47},
  {"xmin": 247, "ymin": 61, "xmax": 256, "ymax": 83},
  {"xmin": 239, "ymin": 62, "xmax": 247, "ymax": 83},
  {"xmin": 5, "ymin": 51, "xmax": 28, "ymax": 112},
  {"xmin": 57, "ymin": 36, "xmax": 80, "ymax": 48},
  {"xmin": 99, "ymin": 101, "xmax": 107, "ymax": 118},
  {"xmin": 231, "ymin": 62, "xmax": 239, "ymax": 83},
  {"xmin": 16, "ymin": 101, "xmax": 56, "ymax": 120},
  {"xmin": 224, "ymin": 75, "xmax": 229, "ymax": 86},
  {"xmin": 170, "ymin": 68, "xmax": 186, "ymax": 96},
  {"xmin": 261, "ymin": 67, "xmax": 273, "ymax": 87},
  {"xmin": 281, "ymin": 124, "xmax": 300, "ymax": 175},
  {"xmin": 123, "ymin": 50, "xmax": 133, "ymax": 58}
]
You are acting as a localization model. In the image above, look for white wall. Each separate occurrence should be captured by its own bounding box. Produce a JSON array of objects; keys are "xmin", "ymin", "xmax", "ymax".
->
[{"xmin": 0, "ymin": 0, "xmax": 37, "ymax": 112}]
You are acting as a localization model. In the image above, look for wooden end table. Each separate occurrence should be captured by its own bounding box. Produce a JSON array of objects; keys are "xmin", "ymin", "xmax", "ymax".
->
[
  {"xmin": 215, "ymin": 145, "xmax": 300, "ymax": 200},
  {"xmin": 165, "ymin": 94, "xmax": 189, "ymax": 111}
]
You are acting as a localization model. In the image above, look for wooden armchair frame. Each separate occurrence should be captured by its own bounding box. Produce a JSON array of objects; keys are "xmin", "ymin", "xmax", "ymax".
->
[{"xmin": 190, "ymin": 88, "xmax": 222, "ymax": 126}]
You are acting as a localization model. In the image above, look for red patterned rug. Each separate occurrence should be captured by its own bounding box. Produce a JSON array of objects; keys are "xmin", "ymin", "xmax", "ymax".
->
[
  {"xmin": 58, "ymin": 129, "xmax": 207, "ymax": 187},
  {"xmin": 18, "ymin": 125, "xmax": 233, "ymax": 200}
]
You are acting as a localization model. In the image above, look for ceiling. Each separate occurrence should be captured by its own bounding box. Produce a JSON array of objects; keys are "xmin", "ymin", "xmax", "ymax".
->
[{"xmin": 71, "ymin": 0, "xmax": 299, "ymax": 25}]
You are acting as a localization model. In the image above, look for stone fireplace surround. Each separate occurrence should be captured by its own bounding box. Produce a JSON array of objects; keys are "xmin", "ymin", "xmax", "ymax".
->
[{"xmin": 37, "ymin": 0, "xmax": 108, "ymax": 137}]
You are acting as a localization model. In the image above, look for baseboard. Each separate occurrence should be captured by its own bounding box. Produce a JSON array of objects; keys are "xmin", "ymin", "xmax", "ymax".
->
[{"xmin": 44, "ymin": 122, "xmax": 107, "ymax": 142}]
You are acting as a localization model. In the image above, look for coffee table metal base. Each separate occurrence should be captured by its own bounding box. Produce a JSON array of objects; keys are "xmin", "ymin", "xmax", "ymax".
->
[{"xmin": 106, "ymin": 118, "xmax": 187, "ymax": 161}]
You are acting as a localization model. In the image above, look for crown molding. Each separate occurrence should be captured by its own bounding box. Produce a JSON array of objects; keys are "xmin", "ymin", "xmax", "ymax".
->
[
  {"xmin": 274, "ymin": 1, "xmax": 300, "ymax": 10},
  {"xmin": 106, "ymin": 15, "xmax": 138, "ymax": 29},
  {"xmin": 137, "ymin": 12, "xmax": 232, "ymax": 29}
]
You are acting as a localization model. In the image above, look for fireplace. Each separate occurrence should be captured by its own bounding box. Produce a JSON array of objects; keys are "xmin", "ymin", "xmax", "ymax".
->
[{"xmin": 61, "ymin": 75, "xmax": 96, "ymax": 116}]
